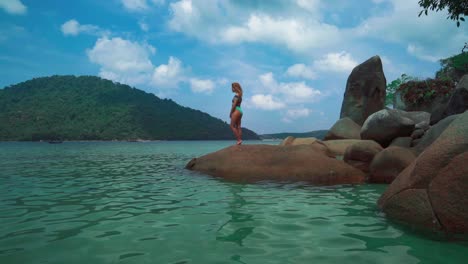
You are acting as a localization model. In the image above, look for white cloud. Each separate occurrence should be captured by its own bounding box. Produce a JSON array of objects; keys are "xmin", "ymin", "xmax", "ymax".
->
[
  {"xmin": 121, "ymin": 0, "xmax": 149, "ymax": 11},
  {"xmin": 190, "ymin": 78, "xmax": 215, "ymax": 94},
  {"xmin": 313, "ymin": 51, "xmax": 358, "ymax": 73},
  {"xmin": 167, "ymin": 1, "xmax": 341, "ymax": 53},
  {"xmin": 281, "ymin": 82, "xmax": 322, "ymax": 103},
  {"xmin": 221, "ymin": 14, "xmax": 340, "ymax": 54},
  {"xmin": 87, "ymin": 37, "xmax": 155, "ymax": 86},
  {"xmin": 169, "ymin": 0, "xmax": 200, "ymax": 32},
  {"xmin": 151, "ymin": 56, "xmax": 185, "ymax": 88},
  {"xmin": 70, "ymin": 24, "xmax": 211, "ymax": 92},
  {"xmin": 139, "ymin": 21, "xmax": 149, "ymax": 31},
  {"xmin": 286, "ymin": 107, "xmax": 310, "ymax": 118},
  {"xmin": 121, "ymin": 0, "xmax": 165, "ymax": 11},
  {"xmin": 250, "ymin": 94, "xmax": 286, "ymax": 110},
  {"xmin": 295, "ymin": 0, "xmax": 321, "ymax": 14},
  {"xmin": 286, "ymin": 64, "xmax": 317, "ymax": 80},
  {"xmin": 259, "ymin": 72, "xmax": 322, "ymax": 103},
  {"xmin": 352, "ymin": 0, "xmax": 467, "ymax": 60},
  {"xmin": 407, "ymin": 44, "xmax": 439, "ymax": 62},
  {"xmin": 61, "ymin": 19, "xmax": 107, "ymax": 36},
  {"xmin": 0, "ymin": 0, "xmax": 26, "ymax": 15},
  {"xmin": 282, "ymin": 107, "xmax": 310, "ymax": 122},
  {"xmin": 164, "ymin": 0, "xmax": 466, "ymax": 67},
  {"xmin": 86, "ymin": 36, "xmax": 214, "ymax": 93},
  {"xmin": 259, "ymin": 72, "xmax": 277, "ymax": 88}
]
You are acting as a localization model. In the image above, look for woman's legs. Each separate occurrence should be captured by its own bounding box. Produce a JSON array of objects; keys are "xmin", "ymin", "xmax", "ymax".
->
[
  {"xmin": 236, "ymin": 115, "xmax": 242, "ymax": 144},
  {"xmin": 230, "ymin": 111, "xmax": 241, "ymax": 142}
]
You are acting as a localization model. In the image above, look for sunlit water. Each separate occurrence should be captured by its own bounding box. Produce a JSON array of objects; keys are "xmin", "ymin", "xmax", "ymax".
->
[{"xmin": 0, "ymin": 141, "xmax": 466, "ymax": 264}]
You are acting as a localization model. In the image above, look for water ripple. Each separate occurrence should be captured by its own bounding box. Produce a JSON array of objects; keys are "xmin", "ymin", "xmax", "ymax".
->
[{"xmin": 0, "ymin": 141, "xmax": 466, "ymax": 264}]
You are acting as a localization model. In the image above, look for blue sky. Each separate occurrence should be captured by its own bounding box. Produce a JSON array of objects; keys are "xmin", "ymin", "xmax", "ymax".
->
[{"xmin": 0, "ymin": 0, "xmax": 466, "ymax": 134}]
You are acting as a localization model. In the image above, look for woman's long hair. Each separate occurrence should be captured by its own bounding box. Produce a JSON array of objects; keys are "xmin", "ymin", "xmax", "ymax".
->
[{"xmin": 232, "ymin": 82, "xmax": 243, "ymax": 97}]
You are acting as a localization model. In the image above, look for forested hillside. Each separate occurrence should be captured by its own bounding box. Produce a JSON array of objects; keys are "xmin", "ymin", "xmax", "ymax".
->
[{"xmin": 0, "ymin": 75, "xmax": 259, "ymax": 141}]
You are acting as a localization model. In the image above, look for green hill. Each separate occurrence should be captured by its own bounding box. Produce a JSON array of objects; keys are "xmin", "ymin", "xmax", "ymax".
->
[
  {"xmin": 260, "ymin": 130, "xmax": 328, "ymax": 140},
  {"xmin": 0, "ymin": 75, "xmax": 259, "ymax": 141}
]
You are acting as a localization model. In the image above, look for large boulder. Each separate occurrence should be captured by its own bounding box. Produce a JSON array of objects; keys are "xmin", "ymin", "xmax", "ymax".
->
[
  {"xmin": 378, "ymin": 111, "xmax": 468, "ymax": 234},
  {"xmin": 369, "ymin": 146, "xmax": 416, "ymax": 183},
  {"xmin": 430, "ymin": 74, "xmax": 468, "ymax": 124},
  {"xmin": 444, "ymin": 74, "xmax": 468, "ymax": 116},
  {"xmin": 340, "ymin": 56, "xmax": 386, "ymax": 125},
  {"xmin": 343, "ymin": 140, "xmax": 383, "ymax": 173},
  {"xmin": 412, "ymin": 114, "xmax": 460, "ymax": 155},
  {"xmin": 186, "ymin": 144, "xmax": 366, "ymax": 185},
  {"xmin": 399, "ymin": 110, "xmax": 430, "ymax": 126},
  {"xmin": 428, "ymin": 152, "xmax": 468, "ymax": 234},
  {"xmin": 361, "ymin": 109, "xmax": 415, "ymax": 147},
  {"xmin": 324, "ymin": 117, "xmax": 361, "ymax": 140},
  {"xmin": 429, "ymin": 100, "xmax": 449, "ymax": 125}
]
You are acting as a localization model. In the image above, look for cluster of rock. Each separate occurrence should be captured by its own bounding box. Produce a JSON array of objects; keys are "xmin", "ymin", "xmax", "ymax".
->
[{"xmin": 186, "ymin": 56, "xmax": 468, "ymax": 237}]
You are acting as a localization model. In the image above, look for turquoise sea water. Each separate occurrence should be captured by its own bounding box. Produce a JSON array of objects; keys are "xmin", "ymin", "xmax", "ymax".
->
[{"xmin": 0, "ymin": 141, "xmax": 466, "ymax": 264}]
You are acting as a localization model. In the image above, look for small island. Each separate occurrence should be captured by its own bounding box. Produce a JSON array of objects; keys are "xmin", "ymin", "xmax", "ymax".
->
[{"xmin": 0, "ymin": 75, "xmax": 259, "ymax": 141}]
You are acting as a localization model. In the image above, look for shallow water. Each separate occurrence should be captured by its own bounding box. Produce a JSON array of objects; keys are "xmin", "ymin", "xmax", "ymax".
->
[{"xmin": 0, "ymin": 141, "xmax": 466, "ymax": 264}]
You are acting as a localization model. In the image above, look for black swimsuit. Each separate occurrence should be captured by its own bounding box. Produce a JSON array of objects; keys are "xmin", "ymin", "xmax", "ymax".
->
[
  {"xmin": 232, "ymin": 95, "xmax": 242, "ymax": 106},
  {"xmin": 232, "ymin": 95, "xmax": 243, "ymax": 114}
]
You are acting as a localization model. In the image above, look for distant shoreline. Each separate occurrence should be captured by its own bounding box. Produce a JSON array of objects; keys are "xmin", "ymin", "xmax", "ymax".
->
[{"xmin": 0, "ymin": 139, "xmax": 273, "ymax": 142}]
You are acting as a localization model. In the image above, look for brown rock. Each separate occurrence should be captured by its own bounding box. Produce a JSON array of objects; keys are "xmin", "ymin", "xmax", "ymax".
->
[
  {"xmin": 444, "ymin": 74, "xmax": 468, "ymax": 117},
  {"xmin": 412, "ymin": 114, "xmax": 459, "ymax": 155},
  {"xmin": 399, "ymin": 110, "xmax": 430, "ymax": 126},
  {"xmin": 324, "ymin": 117, "xmax": 361, "ymax": 140},
  {"xmin": 322, "ymin": 139, "xmax": 363, "ymax": 157},
  {"xmin": 428, "ymin": 152, "xmax": 468, "ymax": 234},
  {"xmin": 378, "ymin": 111, "xmax": 468, "ymax": 234},
  {"xmin": 343, "ymin": 140, "xmax": 383, "ymax": 173},
  {"xmin": 411, "ymin": 138, "xmax": 422, "ymax": 147},
  {"xmin": 410, "ymin": 128, "xmax": 425, "ymax": 139},
  {"xmin": 389, "ymin": 137, "xmax": 412, "ymax": 148},
  {"xmin": 369, "ymin": 146, "xmax": 416, "ymax": 183},
  {"xmin": 186, "ymin": 144, "xmax": 366, "ymax": 185},
  {"xmin": 430, "ymin": 74, "xmax": 468, "ymax": 124},
  {"xmin": 340, "ymin": 56, "xmax": 386, "ymax": 125},
  {"xmin": 280, "ymin": 137, "xmax": 319, "ymax": 146},
  {"xmin": 280, "ymin": 136, "xmax": 295, "ymax": 146}
]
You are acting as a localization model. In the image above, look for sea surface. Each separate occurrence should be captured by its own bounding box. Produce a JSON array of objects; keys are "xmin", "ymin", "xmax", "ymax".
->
[{"xmin": 0, "ymin": 141, "xmax": 466, "ymax": 264}]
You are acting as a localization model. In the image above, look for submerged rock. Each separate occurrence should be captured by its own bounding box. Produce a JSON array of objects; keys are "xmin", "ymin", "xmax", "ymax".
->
[{"xmin": 186, "ymin": 144, "xmax": 365, "ymax": 185}]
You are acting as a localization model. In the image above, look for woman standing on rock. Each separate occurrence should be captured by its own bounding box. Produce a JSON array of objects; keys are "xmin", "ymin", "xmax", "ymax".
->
[{"xmin": 230, "ymin": 82, "xmax": 243, "ymax": 145}]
